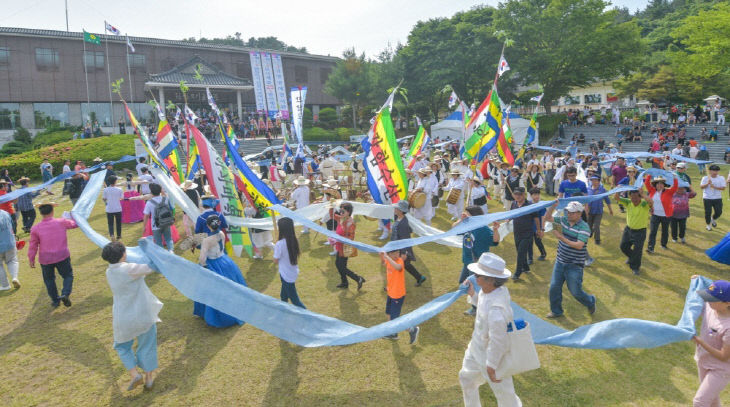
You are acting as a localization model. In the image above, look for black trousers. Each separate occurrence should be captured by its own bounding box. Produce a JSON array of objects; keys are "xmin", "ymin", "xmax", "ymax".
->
[
  {"xmin": 620, "ymin": 226, "xmax": 646, "ymax": 270},
  {"xmin": 20, "ymin": 209, "xmax": 36, "ymax": 232},
  {"xmin": 513, "ymin": 234, "xmax": 533, "ymax": 278},
  {"xmin": 648, "ymin": 215, "xmax": 670, "ymax": 250},
  {"xmin": 404, "ymin": 258, "xmax": 423, "ymax": 282},
  {"xmin": 9, "ymin": 212, "xmax": 16, "ymax": 235},
  {"xmin": 106, "ymin": 212, "xmax": 122, "ymax": 238},
  {"xmin": 670, "ymin": 217, "xmax": 687, "ymax": 240},
  {"xmin": 587, "ymin": 212, "xmax": 603, "ymax": 243},
  {"xmin": 704, "ymin": 198, "xmax": 723, "ymax": 225},
  {"xmin": 335, "ymin": 255, "xmax": 361, "ymax": 286},
  {"xmin": 529, "ymin": 236, "xmax": 547, "ymax": 261}
]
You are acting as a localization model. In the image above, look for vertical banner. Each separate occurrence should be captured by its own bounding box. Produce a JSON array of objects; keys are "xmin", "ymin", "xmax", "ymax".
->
[
  {"xmin": 249, "ymin": 51, "xmax": 267, "ymax": 115},
  {"xmin": 271, "ymin": 54, "xmax": 290, "ymax": 120},
  {"xmin": 361, "ymin": 107, "xmax": 408, "ymax": 204},
  {"xmin": 261, "ymin": 53, "xmax": 279, "ymax": 119},
  {"xmin": 290, "ymin": 86, "xmax": 307, "ymax": 156}
]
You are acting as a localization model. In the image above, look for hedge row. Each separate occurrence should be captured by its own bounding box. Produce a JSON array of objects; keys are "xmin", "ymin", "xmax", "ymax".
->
[
  {"xmin": 302, "ymin": 127, "xmax": 361, "ymax": 142},
  {"xmin": 0, "ymin": 134, "xmax": 136, "ymax": 180},
  {"xmin": 537, "ymin": 114, "xmax": 567, "ymax": 144}
]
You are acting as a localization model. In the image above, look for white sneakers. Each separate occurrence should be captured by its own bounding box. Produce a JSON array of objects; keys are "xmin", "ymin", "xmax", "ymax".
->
[
  {"xmin": 378, "ymin": 230, "xmax": 389, "ymax": 240},
  {"xmin": 707, "ymin": 224, "xmax": 713, "ymax": 231},
  {"xmin": 329, "ymin": 250, "xmax": 337, "ymax": 256}
]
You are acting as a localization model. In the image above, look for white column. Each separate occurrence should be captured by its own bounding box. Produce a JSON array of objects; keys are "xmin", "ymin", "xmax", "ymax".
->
[
  {"xmin": 237, "ymin": 90, "xmax": 243, "ymax": 120},
  {"xmin": 158, "ymin": 87, "xmax": 165, "ymax": 109}
]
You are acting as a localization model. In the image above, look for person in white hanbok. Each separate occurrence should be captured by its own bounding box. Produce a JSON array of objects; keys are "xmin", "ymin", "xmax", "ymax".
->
[
  {"xmin": 290, "ymin": 176, "xmax": 311, "ymax": 234},
  {"xmin": 459, "ymin": 253, "xmax": 522, "ymax": 407},
  {"xmin": 413, "ymin": 167, "xmax": 436, "ymax": 225},
  {"xmin": 444, "ymin": 169, "xmax": 465, "ymax": 220},
  {"xmin": 469, "ymin": 178, "xmax": 490, "ymax": 215}
]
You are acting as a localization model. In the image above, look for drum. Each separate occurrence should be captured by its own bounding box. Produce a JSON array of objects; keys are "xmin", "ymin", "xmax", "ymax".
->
[
  {"xmin": 408, "ymin": 191, "xmax": 427, "ymax": 209},
  {"xmin": 447, "ymin": 188, "xmax": 462, "ymax": 205},
  {"xmin": 431, "ymin": 195, "xmax": 439, "ymax": 207},
  {"xmin": 347, "ymin": 190, "xmax": 357, "ymax": 200},
  {"xmin": 437, "ymin": 187, "xmax": 444, "ymax": 198},
  {"xmin": 278, "ymin": 169, "xmax": 286, "ymax": 179}
]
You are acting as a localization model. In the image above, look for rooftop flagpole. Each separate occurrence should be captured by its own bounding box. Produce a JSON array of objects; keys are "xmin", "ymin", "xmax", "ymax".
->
[{"xmin": 104, "ymin": 24, "xmax": 115, "ymax": 129}]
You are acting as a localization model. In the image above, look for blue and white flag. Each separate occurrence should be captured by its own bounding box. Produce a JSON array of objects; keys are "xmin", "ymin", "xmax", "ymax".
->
[
  {"xmin": 497, "ymin": 55, "xmax": 510, "ymax": 77},
  {"xmin": 448, "ymin": 91, "xmax": 459, "ymax": 108},
  {"xmin": 104, "ymin": 21, "xmax": 121, "ymax": 36},
  {"xmin": 126, "ymin": 36, "xmax": 135, "ymax": 53},
  {"xmin": 530, "ymin": 93, "xmax": 544, "ymax": 103}
]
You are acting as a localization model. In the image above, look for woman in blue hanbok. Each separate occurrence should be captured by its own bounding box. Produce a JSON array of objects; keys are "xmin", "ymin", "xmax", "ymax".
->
[{"xmin": 193, "ymin": 215, "xmax": 247, "ymax": 327}]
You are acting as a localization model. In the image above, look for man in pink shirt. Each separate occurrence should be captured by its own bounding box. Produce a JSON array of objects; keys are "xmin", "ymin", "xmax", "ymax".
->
[{"xmin": 28, "ymin": 201, "xmax": 78, "ymax": 308}]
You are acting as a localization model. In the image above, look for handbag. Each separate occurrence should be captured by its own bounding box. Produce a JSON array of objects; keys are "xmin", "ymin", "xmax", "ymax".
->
[
  {"xmin": 495, "ymin": 318, "xmax": 541, "ymax": 380},
  {"xmin": 342, "ymin": 244, "xmax": 358, "ymax": 258}
]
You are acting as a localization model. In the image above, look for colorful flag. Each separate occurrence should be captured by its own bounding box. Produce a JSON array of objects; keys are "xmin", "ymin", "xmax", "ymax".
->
[
  {"xmin": 361, "ymin": 100, "xmax": 408, "ymax": 204},
  {"xmin": 448, "ymin": 91, "xmax": 459, "ymax": 108},
  {"xmin": 122, "ymin": 101, "xmax": 166, "ymax": 170},
  {"xmin": 154, "ymin": 103, "xmax": 182, "ymax": 183},
  {"xmin": 126, "ymin": 36, "xmax": 135, "ymax": 53},
  {"xmin": 406, "ymin": 125, "xmax": 430, "ymax": 170},
  {"xmin": 189, "ymin": 122, "xmax": 252, "ymax": 257},
  {"xmin": 526, "ymin": 112, "xmax": 538, "ymax": 145},
  {"xmin": 496, "ymin": 116, "xmax": 515, "ymax": 166},
  {"xmin": 530, "ymin": 93, "xmax": 544, "ymax": 103},
  {"xmin": 463, "ymin": 86, "xmax": 502, "ymax": 159},
  {"xmin": 104, "ymin": 21, "xmax": 121, "ymax": 36},
  {"xmin": 83, "ymin": 30, "xmax": 101, "ymax": 45},
  {"xmin": 497, "ymin": 55, "xmax": 510, "ymax": 77}
]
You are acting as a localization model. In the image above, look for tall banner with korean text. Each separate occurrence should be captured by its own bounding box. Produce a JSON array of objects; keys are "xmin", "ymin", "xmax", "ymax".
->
[
  {"xmin": 189, "ymin": 124, "xmax": 252, "ymax": 257},
  {"xmin": 249, "ymin": 52, "xmax": 267, "ymax": 115},
  {"xmin": 270, "ymin": 54, "xmax": 290, "ymax": 120},
  {"xmin": 361, "ymin": 106, "xmax": 408, "ymax": 204},
  {"xmin": 290, "ymin": 86, "xmax": 307, "ymax": 157},
  {"xmin": 261, "ymin": 53, "xmax": 279, "ymax": 119}
]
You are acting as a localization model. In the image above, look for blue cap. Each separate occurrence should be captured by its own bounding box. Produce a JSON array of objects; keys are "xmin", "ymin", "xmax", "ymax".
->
[
  {"xmin": 698, "ymin": 281, "xmax": 730, "ymax": 302},
  {"xmin": 590, "ymin": 175, "xmax": 600, "ymax": 180}
]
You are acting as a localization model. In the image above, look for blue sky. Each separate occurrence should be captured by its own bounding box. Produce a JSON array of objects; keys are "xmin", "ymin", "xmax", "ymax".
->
[{"xmin": 0, "ymin": 0, "xmax": 650, "ymax": 57}]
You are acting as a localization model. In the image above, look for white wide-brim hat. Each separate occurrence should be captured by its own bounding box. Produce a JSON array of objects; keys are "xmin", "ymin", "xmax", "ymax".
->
[
  {"xmin": 467, "ymin": 253, "xmax": 512, "ymax": 279},
  {"xmin": 294, "ymin": 176, "xmax": 310, "ymax": 185}
]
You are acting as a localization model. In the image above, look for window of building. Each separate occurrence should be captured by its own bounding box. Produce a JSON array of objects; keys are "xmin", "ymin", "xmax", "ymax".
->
[
  {"xmin": 34, "ymin": 103, "xmax": 69, "ymax": 128},
  {"xmin": 235, "ymin": 61, "xmax": 250, "ymax": 78},
  {"xmin": 161, "ymin": 57, "xmax": 175, "ymax": 71},
  {"xmin": 564, "ymin": 95, "xmax": 580, "ymax": 105},
  {"xmin": 0, "ymin": 47, "xmax": 8, "ymax": 67},
  {"xmin": 83, "ymin": 51, "xmax": 105, "ymax": 70},
  {"xmin": 80, "ymin": 103, "xmax": 112, "ymax": 127},
  {"xmin": 320, "ymin": 67, "xmax": 331, "ymax": 84},
  {"xmin": 584, "ymin": 94, "xmax": 602, "ymax": 104},
  {"xmin": 0, "ymin": 103, "xmax": 20, "ymax": 130},
  {"xmin": 35, "ymin": 48, "xmax": 59, "ymax": 71},
  {"xmin": 294, "ymin": 65, "xmax": 308, "ymax": 83},
  {"xmin": 127, "ymin": 54, "xmax": 145, "ymax": 71},
  {"xmin": 127, "ymin": 102, "xmax": 154, "ymax": 124}
]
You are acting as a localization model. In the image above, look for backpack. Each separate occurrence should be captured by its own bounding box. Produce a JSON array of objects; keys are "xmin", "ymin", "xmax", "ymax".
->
[{"xmin": 150, "ymin": 197, "xmax": 174, "ymax": 229}]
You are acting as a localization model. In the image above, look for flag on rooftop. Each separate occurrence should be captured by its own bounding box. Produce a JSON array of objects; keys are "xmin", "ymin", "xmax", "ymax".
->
[
  {"xmin": 83, "ymin": 30, "xmax": 100, "ymax": 45},
  {"xmin": 104, "ymin": 21, "xmax": 121, "ymax": 36},
  {"xmin": 126, "ymin": 36, "xmax": 135, "ymax": 53}
]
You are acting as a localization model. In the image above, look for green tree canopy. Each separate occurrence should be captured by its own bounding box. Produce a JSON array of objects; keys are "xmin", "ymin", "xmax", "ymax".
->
[
  {"xmin": 183, "ymin": 33, "xmax": 307, "ymax": 53},
  {"xmin": 324, "ymin": 48, "xmax": 376, "ymax": 128}
]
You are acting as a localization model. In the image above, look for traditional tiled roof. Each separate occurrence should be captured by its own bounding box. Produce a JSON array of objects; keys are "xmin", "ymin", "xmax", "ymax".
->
[
  {"xmin": 0, "ymin": 27, "xmax": 338, "ymax": 62},
  {"xmin": 147, "ymin": 55, "xmax": 251, "ymax": 88}
]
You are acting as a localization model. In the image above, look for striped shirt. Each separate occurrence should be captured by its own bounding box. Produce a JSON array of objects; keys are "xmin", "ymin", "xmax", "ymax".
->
[
  {"xmin": 16, "ymin": 186, "xmax": 40, "ymax": 212},
  {"xmin": 554, "ymin": 216, "xmax": 590, "ymax": 265}
]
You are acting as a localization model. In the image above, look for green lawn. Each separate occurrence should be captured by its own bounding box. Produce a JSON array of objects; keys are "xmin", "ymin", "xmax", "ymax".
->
[{"xmin": 0, "ymin": 166, "xmax": 728, "ymax": 406}]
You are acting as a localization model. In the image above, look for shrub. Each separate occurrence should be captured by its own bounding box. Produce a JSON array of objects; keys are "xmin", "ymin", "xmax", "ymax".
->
[
  {"xmin": 317, "ymin": 107, "xmax": 338, "ymax": 129},
  {"xmin": 536, "ymin": 114, "xmax": 567, "ymax": 144},
  {"xmin": 303, "ymin": 107, "xmax": 314, "ymax": 129},
  {"xmin": 302, "ymin": 127, "xmax": 354, "ymax": 142},
  {"xmin": 0, "ymin": 134, "xmax": 135, "ymax": 180},
  {"xmin": 31, "ymin": 129, "xmax": 75, "ymax": 149}
]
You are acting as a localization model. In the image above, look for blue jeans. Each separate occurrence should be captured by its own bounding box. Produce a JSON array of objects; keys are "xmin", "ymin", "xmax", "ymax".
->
[
  {"xmin": 41, "ymin": 256, "xmax": 73, "ymax": 304},
  {"xmin": 152, "ymin": 226, "xmax": 173, "ymax": 250},
  {"xmin": 113, "ymin": 324, "xmax": 158, "ymax": 372},
  {"xmin": 549, "ymin": 261, "xmax": 595, "ymax": 315},
  {"xmin": 280, "ymin": 277, "xmax": 306, "ymax": 309}
]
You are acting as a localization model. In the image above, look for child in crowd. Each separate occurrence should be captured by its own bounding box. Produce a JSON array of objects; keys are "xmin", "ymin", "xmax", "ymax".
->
[
  {"xmin": 380, "ymin": 250, "xmax": 420, "ymax": 344},
  {"xmin": 273, "ymin": 217, "xmax": 305, "ymax": 308},
  {"xmin": 671, "ymin": 186, "xmax": 692, "ymax": 244},
  {"xmin": 691, "ymin": 277, "xmax": 730, "ymax": 406},
  {"xmin": 102, "ymin": 241, "xmax": 162, "ymax": 391},
  {"xmin": 102, "ymin": 175, "xmax": 124, "ymax": 241}
]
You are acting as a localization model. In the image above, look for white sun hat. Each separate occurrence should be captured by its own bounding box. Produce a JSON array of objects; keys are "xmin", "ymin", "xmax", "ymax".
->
[{"xmin": 467, "ymin": 253, "xmax": 512, "ymax": 279}]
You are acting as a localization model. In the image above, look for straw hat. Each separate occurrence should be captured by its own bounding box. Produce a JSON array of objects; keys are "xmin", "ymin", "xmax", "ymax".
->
[
  {"xmin": 467, "ymin": 253, "xmax": 512, "ymax": 279},
  {"xmin": 418, "ymin": 167, "xmax": 432, "ymax": 175},
  {"xmin": 181, "ymin": 179, "xmax": 198, "ymax": 190},
  {"xmin": 34, "ymin": 197, "xmax": 59, "ymax": 208},
  {"xmin": 0, "ymin": 180, "xmax": 7, "ymax": 185},
  {"xmin": 294, "ymin": 176, "xmax": 310, "ymax": 186},
  {"xmin": 511, "ymin": 165, "xmax": 522, "ymax": 172},
  {"xmin": 17, "ymin": 176, "xmax": 30, "ymax": 183},
  {"xmin": 323, "ymin": 177, "xmax": 340, "ymax": 189},
  {"xmin": 449, "ymin": 169, "xmax": 462, "ymax": 176},
  {"xmin": 650, "ymin": 176, "xmax": 667, "ymax": 185},
  {"xmin": 93, "ymin": 157, "xmax": 103, "ymax": 162},
  {"xmin": 499, "ymin": 162, "xmax": 511, "ymax": 168}
]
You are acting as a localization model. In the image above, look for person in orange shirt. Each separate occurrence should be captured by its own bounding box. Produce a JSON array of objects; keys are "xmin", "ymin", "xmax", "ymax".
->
[
  {"xmin": 0, "ymin": 180, "xmax": 17, "ymax": 236},
  {"xmin": 381, "ymin": 250, "xmax": 420, "ymax": 344}
]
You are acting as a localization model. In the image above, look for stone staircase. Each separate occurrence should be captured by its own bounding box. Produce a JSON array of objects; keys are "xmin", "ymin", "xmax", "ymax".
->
[{"xmin": 546, "ymin": 123, "xmax": 730, "ymax": 162}]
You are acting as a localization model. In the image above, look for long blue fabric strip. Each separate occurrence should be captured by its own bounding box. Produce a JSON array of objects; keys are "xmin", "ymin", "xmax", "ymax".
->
[{"xmin": 0, "ymin": 155, "xmax": 137, "ymax": 204}]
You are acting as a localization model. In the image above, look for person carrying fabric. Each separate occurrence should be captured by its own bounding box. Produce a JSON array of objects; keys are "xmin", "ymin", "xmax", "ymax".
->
[
  {"xmin": 0, "ymin": 209, "xmax": 20, "ymax": 290},
  {"xmin": 614, "ymin": 189, "xmax": 652, "ymax": 275},
  {"xmin": 194, "ymin": 215, "xmax": 247, "ymax": 327},
  {"xmin": 195, "ymin": 191, "xmax": 228, "ymax": 236},
  {"xmin": 558, "ymin": 166, "xmax": 587, "ymax": 198},
  {"xmin": 0, "ymin": 180, "xmax": 17, "ymax": 236},
  {"xmin": 16, "ymin": 177, "xmax": 40, "ymax": 233},
  {"xmin": 671, "ymin": 185, "xmax": 692, "ymax": 244},
  {"xmin": 453, "ymin": 206, "xmax": 501, "ymax": 316},
  {"xmin": 102, "ymin": 175, "xmax": 124, "ymax": 242},
  {"xmin": 528, "ymin": 187, "xmax": 548, "ymax": 263},
  {"xmin": 444, "ymin": 169, "xmax": 465, "ymax": 221},
  {"xmin": 273, "ymin": 217, "xmax": 305, "ymax": 308},
  {"xmin": 586, "ymin": 175, "xmax": 614, "ymax": 246},
  {"xmin": 690, "ymin": 277, "xmax": 730, "ymax": 406},
  {"xmin": 458, "ymin": 252, "xmax": 522, "ymax": 407},
  {"xmin": 510, "ymin": 187, "xmax": 541, "ymax": 281},
  {"xmin": 544, "ymin": 201, "xmax": 596, "ymax": 318},
  {"xmin": 102, "ymin": 241, "xmax": 162, "ymax": 391},
  {"xmin": 28, "ymin": 200, "xmax": 78, "ymax": 308},
  {"xmin": 291, "ymin": 176, "xmax": 311, "ymax": 234},
  {"xmin": 645, "ymin": 174, "xmax": 679, "ymax": 253},
  {"xmin": 143, "ymin": 184, "xmax": 175, "ymax": 251},
  {"xmin": 333, "ymin": 202, "xmax": 365, "ymax": 290},
  {"xmin": 702, "ymin": 164, "xmax": 726, "ymax": 231},
  {"xmin": 390, "ymin": 200, "xmax": 427, "ymax": 287},
  {"xmin": 380, "ymin": 250, "xmax": 420, "ymax": 343}
]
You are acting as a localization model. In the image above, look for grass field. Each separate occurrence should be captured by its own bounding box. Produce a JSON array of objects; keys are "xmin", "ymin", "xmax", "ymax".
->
[{"xmin": 1, "ymin": 166, "xmax": 728, "ymax": 406}]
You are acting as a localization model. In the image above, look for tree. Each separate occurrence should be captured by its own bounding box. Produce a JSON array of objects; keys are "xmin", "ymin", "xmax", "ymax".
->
[
  {"xmin": 324, "ymin": 48, "xmax": 375, "ymax": 129},
  {"xmin": 493, "ymin": 0, "xmax": 643, "ymax": 112},
  {"xmin": 317, "ymin": 107, "xmax": 338, "ymax": 129},
  {"xmin": 183, "ymin": 34, "xmax": 307, "ymax": 53}
]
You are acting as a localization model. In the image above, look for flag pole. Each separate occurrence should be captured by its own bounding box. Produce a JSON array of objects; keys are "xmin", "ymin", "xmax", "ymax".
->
[
  {"xmin": 104, "ymin": 26, "xmax": 115, "ymax": 130},
  {"xmin": 82, "ymin": 34, "xmax": 90, "ymax": 124},
  {"xmin": 126, "ymin": 35, "xmax": 134, "ymax": 106}
]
